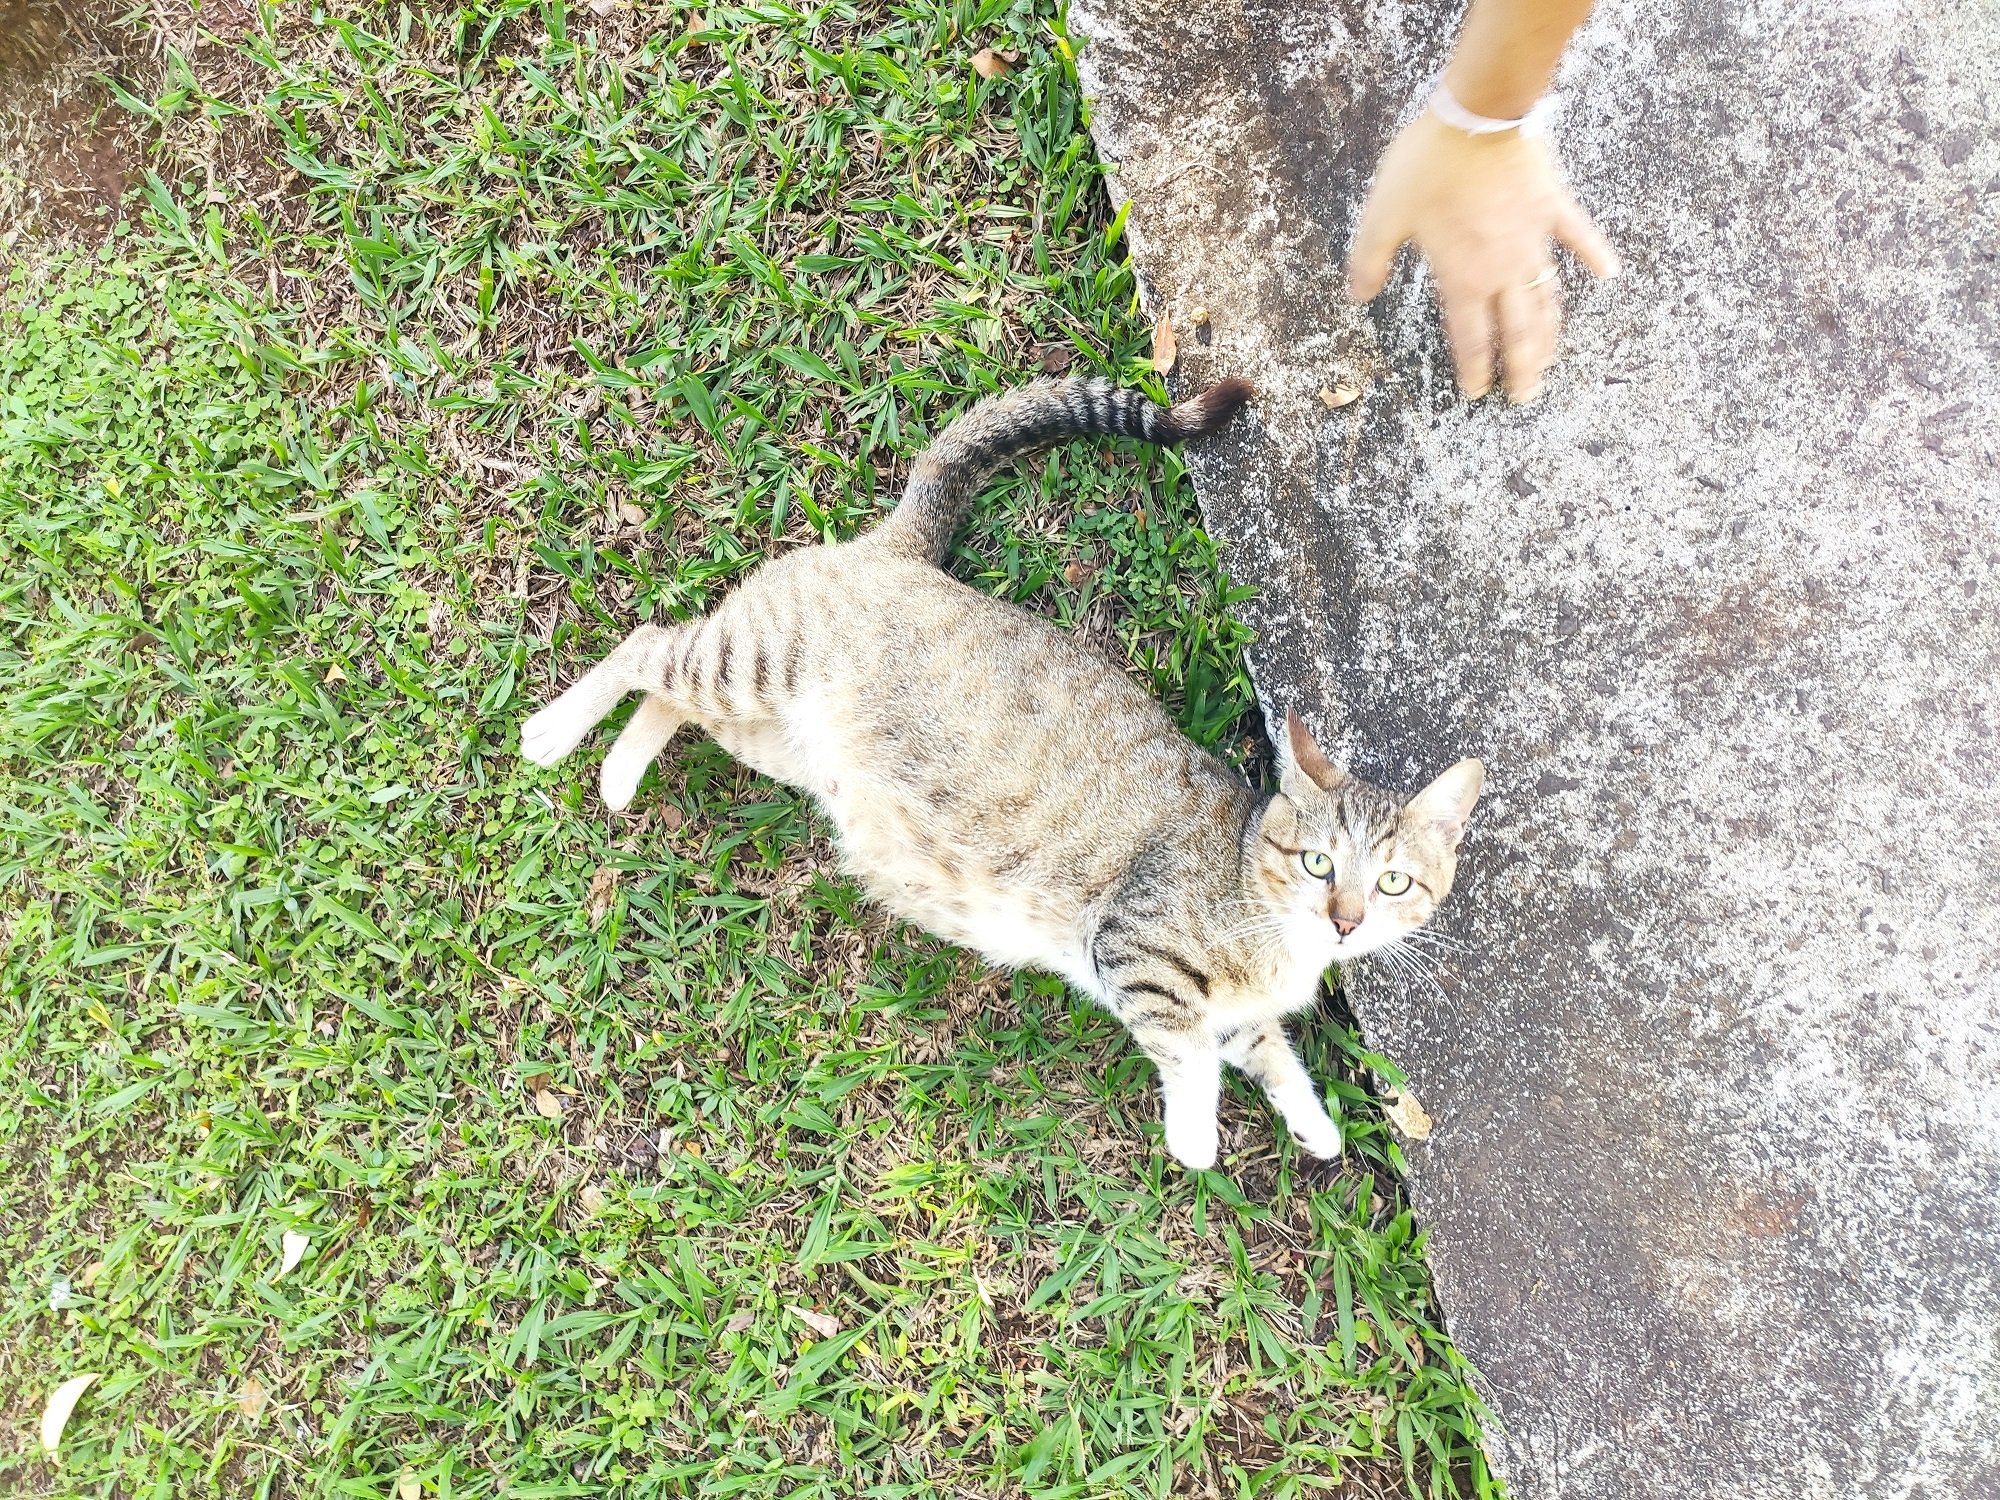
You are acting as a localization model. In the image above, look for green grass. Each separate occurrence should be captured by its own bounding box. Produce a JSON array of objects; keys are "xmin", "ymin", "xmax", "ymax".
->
[{"xmin": 0, "ymin": 1, "xmax": 1497, "ymax": 1495}]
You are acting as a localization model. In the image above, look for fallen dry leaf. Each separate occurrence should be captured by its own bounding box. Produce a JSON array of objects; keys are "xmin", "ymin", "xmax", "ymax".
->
[
  {"xmin": 322, "ymin": 663, "xmax": 346, "ymax": 684},
  {"xmin": 1382, "ymin": 1085, "xmax": 1434, "ymax": 1140},
  {"xmin": 1062, "ymin": 559, "xmax": 1098, "ymax": 587},
  {"xmin": 278, "ymin": 1230, "xmax": 309, "ymax": 1278},
  {"xmin": 617, "ymin": 500, "xmax": 646, "ymax": 527},
  {"xmin": 1151, "ymin": 311, "xmax": 1177, "ymax": 375},
  {"xmin": 40, "ymin": 1373, "xmax": 101, "ymax": 1457},
  {"xmin": 969, "ymin": 47, "xmax": 1015, "ymax": 79},
  {"xmin": 398, "ymin": 1469, "xmax": 421, "ymax": 1500},
  {"xmin": 724, "ymin": 1307, "xmax": 756, "ymax": 1334},
  {"xmin": 1319, "ymin": 382, "xmax": 1361, "ymax": 409},
  {"xmin": 587, "ymin": 0, "xmax": 618, "ymax": 13},
  {"xmin": 579, "ymin": 1182, "xmax": 606, "ymax": 1217},
  {"xmin": 586, "ymin": 867, "xmax": 617, "ymax": 928},
  {"xmin": 237, "ymin": 1374, "xmax": 268, "ymax": 1421},
  {"xmin": 534, "ymin": 1088, "xmax": 564, "ymax": 1121},
  {"xmin": 1040, "ymin": 344, "xmax": 1074, "ymax": 375},
  {"xmin": 658, "ymin": 804, "xmax": 686, "ymax": 834},
  {"xmin": 787, "ymin": 1304, "xmax": 841, "ymax": 1339}
]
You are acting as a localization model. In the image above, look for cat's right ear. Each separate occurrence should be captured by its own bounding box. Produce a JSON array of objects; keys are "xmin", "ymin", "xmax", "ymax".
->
[{"xmin": 1280, "ymin": 708, "xmax": 1347, "ymax": 799}]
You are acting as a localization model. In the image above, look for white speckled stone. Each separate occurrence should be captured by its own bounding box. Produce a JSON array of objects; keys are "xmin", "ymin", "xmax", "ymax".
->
[{"xmin": 1070, "ymin": 0, "xmax": 2000, "ymax": 1493}]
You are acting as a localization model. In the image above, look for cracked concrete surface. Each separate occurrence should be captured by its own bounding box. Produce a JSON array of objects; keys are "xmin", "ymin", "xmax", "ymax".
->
[{"xmin": 1068, "ymin": 0, "xmax": 2000, "ymax": 1493}]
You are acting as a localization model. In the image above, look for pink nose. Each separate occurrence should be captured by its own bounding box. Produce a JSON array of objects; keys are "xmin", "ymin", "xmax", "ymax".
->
[{"xmin": 1332, "ymin": 916, "xmax": 1361, "ymax": 938}]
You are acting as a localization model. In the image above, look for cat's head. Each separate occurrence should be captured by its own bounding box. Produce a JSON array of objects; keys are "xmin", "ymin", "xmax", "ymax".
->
[{"xmin": 1246, "ymin": 710, "xmax": 1484, "ymax": 964}]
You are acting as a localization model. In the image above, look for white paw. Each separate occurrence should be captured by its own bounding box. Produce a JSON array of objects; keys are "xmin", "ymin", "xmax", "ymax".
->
[
  {"xmin": 599, "ymin": 738, "xmax": 651, "ymax": 811},
  {"xmin": 599, "ymin": 698, "xmax": 680, "ymax": 809},
  {"xmin": 1286, "ymin": 1106, "xmax": 1344, "ymax": 1161},
  {"xmin": 1164, "ymin": 1106, "xmax": 1219, "ymax": 1171},
  {"xmin": 521, "ymin": 701, "xmax": 588, "ymax": 768}
]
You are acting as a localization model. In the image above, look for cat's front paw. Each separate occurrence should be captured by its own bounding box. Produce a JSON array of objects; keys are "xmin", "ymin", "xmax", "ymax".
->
[
  {"xmin": 1268, "ymin": 1082, "xmax": 1342, "ymax": 1160},
  {"xmin": 1287, "ymin": 1109, "xmax": 1344, "ymax": 1161},
  {"xmin": 1163, "ymin": 1107, "xmax": 1219, "ymax": 1172},
  {"xmin": 599, "ymin": 737, "xmax": 652, "ymax": 810},
  {"xmin": 521, "ymin": 702, "xmax": 583, "ymax": 768}
]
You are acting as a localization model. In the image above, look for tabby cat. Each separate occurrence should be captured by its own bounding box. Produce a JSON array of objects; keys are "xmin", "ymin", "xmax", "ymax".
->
[{"xmin": 522, "ymin": 378, "xmax": 1483, "ymax": 1170}]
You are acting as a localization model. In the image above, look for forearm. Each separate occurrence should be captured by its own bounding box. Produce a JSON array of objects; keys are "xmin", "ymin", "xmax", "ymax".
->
[{"xmin": 1444, "ymin": 0, "xmax": 1597, "ymax": 118}]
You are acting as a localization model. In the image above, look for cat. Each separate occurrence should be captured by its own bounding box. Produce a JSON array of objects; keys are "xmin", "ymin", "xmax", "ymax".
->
[{"xmin": 521, "ymin": 377, "xmax": 1483, "ymax": 1170}]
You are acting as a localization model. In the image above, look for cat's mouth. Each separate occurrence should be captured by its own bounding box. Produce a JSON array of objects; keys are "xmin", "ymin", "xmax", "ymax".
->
[{"xmin": 1331, "ymin": 927, "xmax": 1392, "ymax": 959}]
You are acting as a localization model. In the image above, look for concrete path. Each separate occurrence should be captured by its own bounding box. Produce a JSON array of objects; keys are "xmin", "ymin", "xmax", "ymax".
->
[{"xmin": 1068, "ymin": 0, "xmax": 2000, "ymax": 1493}]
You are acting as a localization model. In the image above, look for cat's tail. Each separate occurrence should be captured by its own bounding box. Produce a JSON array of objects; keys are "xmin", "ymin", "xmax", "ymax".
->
[{"xmin": 871, "ymin": 376, "xmax": 1254, "ymax": 565}]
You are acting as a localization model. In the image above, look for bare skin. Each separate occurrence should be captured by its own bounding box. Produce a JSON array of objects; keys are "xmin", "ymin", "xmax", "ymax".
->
[{"xmin": 1348, "ymin": 0, "xmax": 1620, "ymax": 403}]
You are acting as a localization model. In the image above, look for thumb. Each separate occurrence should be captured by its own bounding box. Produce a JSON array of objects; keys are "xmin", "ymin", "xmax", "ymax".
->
[
  {"xmin": 1347, "ymin": 194, "xmax": 1406, "ymax": 302},
  {"xmin": 1553, "ymin": 197, "xmax": 1620, "ymax": 279}
]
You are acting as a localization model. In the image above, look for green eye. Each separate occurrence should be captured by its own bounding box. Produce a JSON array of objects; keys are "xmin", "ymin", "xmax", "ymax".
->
[
  {"xmin": 1300, "ymin": 850, "xmax": 1334, "ymax": 879},
  {"xmin": 1377, "ymin": 870, "xmax": 1412, "ymax": 896}
]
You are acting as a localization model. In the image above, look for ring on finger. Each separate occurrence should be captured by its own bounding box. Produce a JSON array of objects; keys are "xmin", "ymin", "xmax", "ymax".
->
[{"xmin": 1523, "ymin": 267, "xmax": 1558, "ymax": 290}]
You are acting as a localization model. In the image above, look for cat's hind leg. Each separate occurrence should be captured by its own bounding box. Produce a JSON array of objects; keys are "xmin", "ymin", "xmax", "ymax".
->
[
  {"xmin": 521, "ymin": 623, "xmax": 681, "ymax": 768},
  {"xmin": 599, "ymin": 694, "xmax": 684, "ymax": 810},
  {"xmin": 1221, "ymin": 1022, "xmax": 1342, "ymax": 1159}
]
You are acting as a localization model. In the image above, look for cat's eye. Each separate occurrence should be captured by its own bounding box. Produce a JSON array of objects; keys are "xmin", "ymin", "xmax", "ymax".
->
[
  {"xmin": 1377, "ymin": 870, "xmax": 1412, "ymax": 896},
  {"xmin": 1300, "ymin": 850, "xmax": 1334, "ymax": 879}
]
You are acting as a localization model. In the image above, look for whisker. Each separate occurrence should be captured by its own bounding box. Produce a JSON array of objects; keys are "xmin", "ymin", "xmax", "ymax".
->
[
  {"xmin": 1215, "ymin": 914, "xmax": 1290, "ymax": 944},
  {"xmin": 1367, "ymin": 939, "xmax": 1450, "ymax": 1007}
]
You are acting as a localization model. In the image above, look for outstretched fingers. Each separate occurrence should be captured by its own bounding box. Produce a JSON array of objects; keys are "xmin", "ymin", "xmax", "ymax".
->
[
  {"xmin": 1554, "ymin": 196, "xmax": 1620, "ymax": 280},
  {"xmin": 1441, "ymin": 286, "xmax": 1497, "ymax": 399},
  {"xmin": 1496, "ymin": 280, "xmax": 1558, "ymax": 404},
  {"xmin": 1347, "ymin": 196, "xmax": 1407, "ymax": 304}
]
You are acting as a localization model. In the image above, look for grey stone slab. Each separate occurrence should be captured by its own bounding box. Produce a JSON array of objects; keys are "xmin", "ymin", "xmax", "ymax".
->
[{"xmin": 1067, "ymin": 0, "xmax": 2000, "ymax": 1494}]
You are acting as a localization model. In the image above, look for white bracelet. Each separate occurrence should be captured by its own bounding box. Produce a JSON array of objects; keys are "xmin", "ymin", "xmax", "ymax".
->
[{"xmin": 1428, "ymin": 77, "xmax": 1560, "ymax": 138}]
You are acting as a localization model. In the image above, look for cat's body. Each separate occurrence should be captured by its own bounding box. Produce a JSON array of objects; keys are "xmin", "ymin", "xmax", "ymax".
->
[{"xmin": 523, "ymin": 378, "xmax": 1482, "ymax": 1170}]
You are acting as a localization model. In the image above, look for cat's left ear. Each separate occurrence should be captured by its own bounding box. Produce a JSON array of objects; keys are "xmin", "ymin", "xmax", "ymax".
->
[
  {"xmin": 1404, "ymin": 759, "xmax": 1486, "ymax": 846},
  {"xmin": 1280, "ymin": 708, "xmax": 1347, "ymax": 799}
]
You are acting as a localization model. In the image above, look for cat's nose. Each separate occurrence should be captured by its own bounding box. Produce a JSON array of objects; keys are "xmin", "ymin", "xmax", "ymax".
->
[{"xmin": 1331, "ymin": 915, "xmax": 1361, "ymax": 938}]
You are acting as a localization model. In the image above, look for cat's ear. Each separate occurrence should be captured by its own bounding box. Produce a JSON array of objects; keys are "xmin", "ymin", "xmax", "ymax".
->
[
  {"xmin": 1280, "ymin": 708, "xmax": 1347, "ymax": 798},
  {"xmin": 1404, "ymin": 759, "xmax": 1486, "ymax": 846}
]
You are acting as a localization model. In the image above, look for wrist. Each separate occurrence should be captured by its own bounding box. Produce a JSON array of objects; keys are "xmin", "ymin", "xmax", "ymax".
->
[
  {"xmin": 1440, "ymin": 58, "xmax": 1546, "ymax": 121},
  {"xmin": 1428, "ymin": 74, "xmax": 1559, "ymax": 138}
]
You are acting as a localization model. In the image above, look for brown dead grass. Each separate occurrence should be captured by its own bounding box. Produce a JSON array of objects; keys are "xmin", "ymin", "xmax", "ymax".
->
[{"xmin": 0, "ymin": 0, "xmax": 158, "ymax": 246}]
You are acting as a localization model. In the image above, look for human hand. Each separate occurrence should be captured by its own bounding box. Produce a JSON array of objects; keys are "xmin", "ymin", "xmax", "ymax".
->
[{"xmin": 1348, "ymin": 112, "xmax": 1618, "ymax": 402}]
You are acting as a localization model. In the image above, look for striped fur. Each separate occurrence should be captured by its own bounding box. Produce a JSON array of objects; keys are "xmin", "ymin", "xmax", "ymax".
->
[
  {"xmin": 875, "ymin": 376, "xmax": 1253, "ymax": 564},
  {"xmin": 521, "ymin": 377, "xmax": 1482, "ymax": 1172}
]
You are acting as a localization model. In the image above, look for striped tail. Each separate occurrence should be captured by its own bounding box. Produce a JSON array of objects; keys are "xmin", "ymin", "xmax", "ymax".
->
[{"xmin": 872, "ymin": 376, "xmax": 1254, "ymax": 565}]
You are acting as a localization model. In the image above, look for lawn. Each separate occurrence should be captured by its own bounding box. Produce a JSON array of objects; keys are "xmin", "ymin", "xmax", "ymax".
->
[{"xmin": 0, "ymin": 1, "xmax": 1496, "ymax": 1495}]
